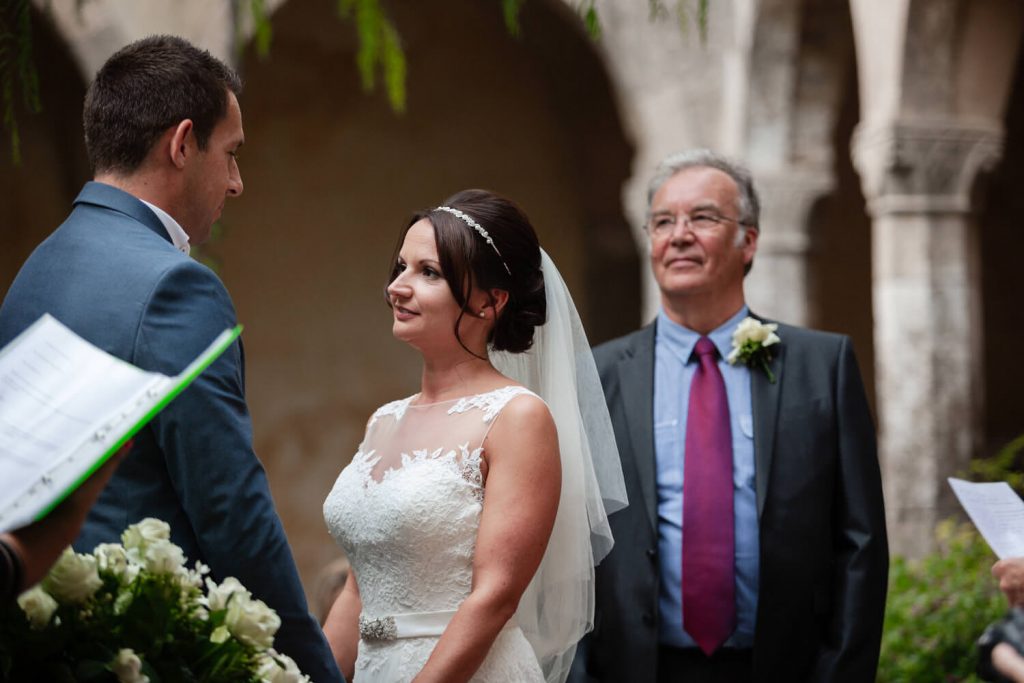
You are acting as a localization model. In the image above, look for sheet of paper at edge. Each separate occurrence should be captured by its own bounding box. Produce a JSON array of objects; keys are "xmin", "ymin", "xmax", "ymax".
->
[
  {"xmin": 948, "ymin": 477, "xmax": 1024, "ymax": 559},
  {"xmin": 0, "ymin": 313, "xmax": 58, "ymax": 365},
  {"xmin": 30, "ymin": 324, "xmax": 243, "ymax": 522}
]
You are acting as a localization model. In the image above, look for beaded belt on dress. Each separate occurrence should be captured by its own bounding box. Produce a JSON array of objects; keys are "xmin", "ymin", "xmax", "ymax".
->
[{"xmin": 358, "ymin": 609, "xmax": 517, "ymax": 641}]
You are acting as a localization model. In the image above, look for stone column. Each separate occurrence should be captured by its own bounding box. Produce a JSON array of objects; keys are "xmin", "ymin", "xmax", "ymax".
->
[
  {"xmin": 36, "ymin": 0, "xmax": 240, "ymax": 77},
  {"xmin": 852, "ymin": 119, "xmax": 1002, "ymax": 558},
  {"xmin": 744, "ymin": 167, "xmax": 834, "ymax": 326}
]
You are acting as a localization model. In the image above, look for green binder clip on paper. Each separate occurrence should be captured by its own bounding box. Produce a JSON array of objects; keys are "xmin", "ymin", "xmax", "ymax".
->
[{"xmin": 0, "ymin": 314, "xmax": 242, "ymax": 534}]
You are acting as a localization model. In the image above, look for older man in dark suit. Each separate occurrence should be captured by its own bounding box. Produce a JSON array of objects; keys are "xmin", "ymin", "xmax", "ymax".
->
[
  {"xmin": 572, "ymin": 150, "xmax": 888, "ymax": 683},
  {"xmin": 0, "ymin": 36, "xmax": 342, "ymax": 682}
]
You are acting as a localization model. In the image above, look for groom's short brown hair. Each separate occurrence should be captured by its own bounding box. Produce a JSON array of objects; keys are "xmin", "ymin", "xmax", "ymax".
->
[{"xmin": 83, "ymin": 35, "xmax": 242, "ymax": 175}]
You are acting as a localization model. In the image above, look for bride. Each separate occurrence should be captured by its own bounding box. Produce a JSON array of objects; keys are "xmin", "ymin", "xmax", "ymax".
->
[{"xmin": 322, "ymin": 190, "xmax": 626, "ymax": 682}]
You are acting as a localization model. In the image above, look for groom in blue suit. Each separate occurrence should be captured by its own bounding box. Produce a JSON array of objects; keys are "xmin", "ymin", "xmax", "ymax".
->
[{"xmin": 0, "ymin": 36, "xmax": 342, "ymax": 682}]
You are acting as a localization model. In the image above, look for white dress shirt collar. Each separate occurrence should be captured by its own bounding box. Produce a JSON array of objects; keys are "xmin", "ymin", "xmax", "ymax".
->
[{"xmin": 140, "ymin": 199, "xmax": 190, "ymax": 255}]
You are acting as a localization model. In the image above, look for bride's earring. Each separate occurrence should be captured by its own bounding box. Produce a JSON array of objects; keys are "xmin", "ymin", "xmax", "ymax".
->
[{"xmin": 478, "ymin": 310, "xmax": 487, "ymax": 318}]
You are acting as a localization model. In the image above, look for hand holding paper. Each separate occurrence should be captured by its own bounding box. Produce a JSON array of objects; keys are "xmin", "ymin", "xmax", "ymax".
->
[
  {"xmin": 993, "ymin": 557, "xmax": 1024, "ymax": 607},
  {"xmin": 0, "ymin": 314, "xmax": 240, "ymax": 534},
  {"xmin": 1, "ymin": 439, "xmax": 131, "ymax": 593}
]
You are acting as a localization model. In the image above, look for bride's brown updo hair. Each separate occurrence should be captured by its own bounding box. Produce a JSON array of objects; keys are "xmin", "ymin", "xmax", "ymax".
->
[{"xmin": 387, "ymin": 189, "xmax": 546, "ymax": 354}]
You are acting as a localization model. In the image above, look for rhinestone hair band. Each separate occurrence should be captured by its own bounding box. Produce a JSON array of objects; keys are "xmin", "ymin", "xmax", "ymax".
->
[{"xmin": 435, "ymin": 206, "xmax": 512, "ymax": 275}]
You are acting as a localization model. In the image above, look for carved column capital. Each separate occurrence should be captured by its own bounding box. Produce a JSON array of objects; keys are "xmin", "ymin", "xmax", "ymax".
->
[{"xmin": 851, "ymin": 119, "xmax": 1004, "ymax": 216}]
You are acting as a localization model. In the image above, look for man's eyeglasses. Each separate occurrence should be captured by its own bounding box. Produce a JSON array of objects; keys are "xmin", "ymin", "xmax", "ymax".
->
[{"xmin": 646, "ymin": 211, "xmax": 745, "ymax": 238}]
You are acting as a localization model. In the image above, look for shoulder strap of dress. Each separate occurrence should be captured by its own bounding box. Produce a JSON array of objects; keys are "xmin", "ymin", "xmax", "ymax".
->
[
  {"xmin": 448, "ymin": 385, "xmax": 542, "ymax": 424},
  {"xmin": 368, "ymin": 395, "xmax": 415, "ymax": 428}
]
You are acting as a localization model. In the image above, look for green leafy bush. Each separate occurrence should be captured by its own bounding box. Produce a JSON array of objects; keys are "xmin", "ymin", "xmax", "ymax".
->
[
  {"xmin": 878, "ymin": 520, "xmax": 1007, "ymax": 682},
  {"xmin": 970, "ymin": 435, "xmax": 1024, "ymax": 494},
  {"xmin": 879, "ymin": 434, "xmax": 1024, "ymax": 681}
]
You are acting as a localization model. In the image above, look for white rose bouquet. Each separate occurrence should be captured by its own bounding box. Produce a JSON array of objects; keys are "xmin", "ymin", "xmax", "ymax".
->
[{"xmin": 0, "ymin": 518, "xmax": 308, "ymax": 682}]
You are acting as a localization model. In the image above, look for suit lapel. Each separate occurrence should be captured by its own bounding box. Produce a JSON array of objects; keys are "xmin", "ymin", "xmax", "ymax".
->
[
  {"xmin": 750, "ymin": 314, "xmax": 784, "ymax": 518},
  {"xmin": 618, "ymin": 324, "xmax": 659, "ymax": 532}
]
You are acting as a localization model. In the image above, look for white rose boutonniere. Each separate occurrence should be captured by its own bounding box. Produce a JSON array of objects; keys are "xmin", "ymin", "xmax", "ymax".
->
[{"xmin": 727, "ymin": 317, "xmax": 781, "ymax": 383}]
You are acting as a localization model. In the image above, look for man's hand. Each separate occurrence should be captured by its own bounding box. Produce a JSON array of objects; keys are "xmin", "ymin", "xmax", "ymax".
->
[{"xmin": 993, "ymin": 558, "xmax": 1024, "ymax": 606}]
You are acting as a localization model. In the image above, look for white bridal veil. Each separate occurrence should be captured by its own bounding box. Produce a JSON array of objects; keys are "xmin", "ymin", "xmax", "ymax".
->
[{"xmin": 490, "ymin": 249, "xmax": 629, "ymax": 683}]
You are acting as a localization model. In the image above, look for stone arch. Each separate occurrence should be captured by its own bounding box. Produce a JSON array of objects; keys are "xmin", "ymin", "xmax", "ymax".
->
[
  {"xmin": 808, "ymin": 56, "xmax": 874, "ymax": 404},
  {"xmin": 742, "ymin": 0, "xmax": 872, "ymax": 402},
  {"xmin": 976, "ymin": 33, "xmax": 1024, "ymax": 457},
  {"xmin": 219, "ymin": 0, "xmax": 634, "ymax": 590},
  {"xmin": 745, "ymin": 0, "xmax": 853, "ymax": 170},
  {"xmin": 1, "ymin": 6, "xmax": 90, "ymax": 295},
  {"xmin": 34, "ymin": 0, "xmax": 237, "ymax": 75},
  {"xmin": 901, "ymin": 0, "xmax": 1023, "ymax": 122}
]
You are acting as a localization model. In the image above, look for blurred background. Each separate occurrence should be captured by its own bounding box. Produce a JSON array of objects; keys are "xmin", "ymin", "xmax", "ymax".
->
[{"xmin": 1, "ymin": 0, "xmax": 1022, "ymax": 648}]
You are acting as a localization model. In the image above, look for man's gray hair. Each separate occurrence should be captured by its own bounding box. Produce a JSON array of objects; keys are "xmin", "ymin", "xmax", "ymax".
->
[{"xmin": 645, "ymin": 149, "xmax": 761, "ymax": 230}]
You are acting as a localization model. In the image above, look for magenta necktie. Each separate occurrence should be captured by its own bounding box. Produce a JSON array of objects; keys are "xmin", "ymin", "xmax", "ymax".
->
[{"xmin": 682, "ymin": 336, "xmax": 736, "ymax": 655}]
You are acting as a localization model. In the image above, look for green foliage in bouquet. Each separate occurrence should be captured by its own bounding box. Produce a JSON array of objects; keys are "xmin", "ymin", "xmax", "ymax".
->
[
  {"xmin": 0, "ymin": 518, "xmax": 307, "ymax": 682},
  {"xmin": 877, "ymin": 520, "xmax": 1006, "ymax": 683}
]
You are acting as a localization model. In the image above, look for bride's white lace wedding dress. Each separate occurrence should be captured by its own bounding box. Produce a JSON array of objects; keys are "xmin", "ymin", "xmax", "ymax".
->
[{"xmin": 323, "ymin": 385, "xmax": 547, "ymax": 683}]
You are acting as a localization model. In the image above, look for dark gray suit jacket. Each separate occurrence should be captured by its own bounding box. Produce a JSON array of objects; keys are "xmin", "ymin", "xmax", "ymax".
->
[
  {"xmin": 572, "ymin": 318, "xmax": 888, "ymax": 682},
  {"xmin": 0, "ymin": 182, "xmax": 343, "ymax": 683}
]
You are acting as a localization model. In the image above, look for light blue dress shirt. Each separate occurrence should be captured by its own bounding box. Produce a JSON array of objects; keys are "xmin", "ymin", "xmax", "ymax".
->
[{"xmin": 654, "ymin": 306, "xmax": 759, "ymax": 649}]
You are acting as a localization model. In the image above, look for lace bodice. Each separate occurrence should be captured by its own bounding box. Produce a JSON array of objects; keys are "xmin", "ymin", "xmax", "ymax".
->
[{"xmin": 323, "ymin": 385, "xmax": 546, "ymax": 682}]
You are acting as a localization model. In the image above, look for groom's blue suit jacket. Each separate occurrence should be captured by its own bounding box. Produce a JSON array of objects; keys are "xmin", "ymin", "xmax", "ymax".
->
[{"xmin": 0, "ymin": 182, "xmax": 343, "ymax": 683}]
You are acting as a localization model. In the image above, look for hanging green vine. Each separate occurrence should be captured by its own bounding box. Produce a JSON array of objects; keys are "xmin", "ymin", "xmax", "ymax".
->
[
  {"xmin": 3, "ymin": 0, "xmax": 712, "ymax": 163},
  {"xmin": 247, "ymin": 0, "xmax": 273, "ymax": 56},
  {"xmin": 502, "ymin": 0, "xmax": 525, "ymax": 37},
  {"xmin": 649, "ymin": 0, "xmax": 710, "ymax": 41},
  {"xmin": 336, "ymin": 0, "xmax": 407, "ymax": 112},
  {"xmin": 0, "ymin": 0, "xmax": 41, "ymax": 164}
]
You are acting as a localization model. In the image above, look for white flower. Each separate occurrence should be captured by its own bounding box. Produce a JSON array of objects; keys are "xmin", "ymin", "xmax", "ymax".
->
[
  {"xmin": 727, "ymin": 317, "xmax": 781, "ymax": 382},
  {"xmin": 178, "ymin": 560, "xmax": 210, "ymax": 590},
  {"xmin": 226, "ymin": 593, "xmax": 281, "ymax": 650},
  {"xmin": 94, "ymin": 543, "xmax": 131, "ymax": 580},
  {"xmin": 210, "ymin": 624, "xmax": 231, "ymax": 644},
  {"xmin": 17, "ymin": 585, "xmax": 58, "ymax": 629},
  {"xmin": 43, "ymin": 548, "xmax": 103, "ymax": 604},
  {"xmin": 110, "ymin": 648, "xmax": 150, "ymax": 683},
  {"xmin": 188, "ymin": 561, "xmax": 210, "ymax": 582},
  {"xmin": 113, "ymin": 588, "xmax": 134, "ymax": 615},
  {"xmin": 204, "ymin": 576, "xmax": 251, "ymax": 612},
  {"xmin": 142, "ymin": 539, "xmax": 186, "ymax": 574},
  {"xmin": 257, "ymin": 650, "xmax": 310, "ymax": 683},
  {"xmin": 730, "ymin": 317, "xmax": 779, "ymax": 350},
  {"xmin": 121, "ymin": 518, "xmax": 170, "ymax": 555}
]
